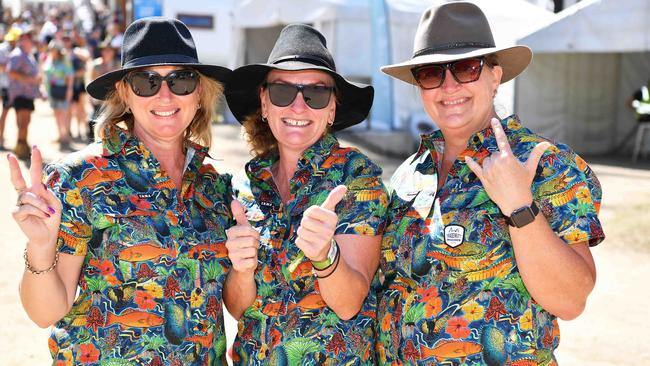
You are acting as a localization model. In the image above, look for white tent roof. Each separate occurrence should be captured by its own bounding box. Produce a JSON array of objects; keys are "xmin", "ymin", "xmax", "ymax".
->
[{"xmin": 519, "ymin": 0, "xmax": 650, "ymax": 53}]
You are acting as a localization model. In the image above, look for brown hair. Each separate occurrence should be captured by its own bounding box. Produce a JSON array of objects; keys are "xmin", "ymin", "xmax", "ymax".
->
[
  {"xmin": 242, "ymin": 109, "xmax": 277, "ymax": 158},
  {"xmin": 95, "ymin": 71, "xmax": 224, "ymax": 147}
]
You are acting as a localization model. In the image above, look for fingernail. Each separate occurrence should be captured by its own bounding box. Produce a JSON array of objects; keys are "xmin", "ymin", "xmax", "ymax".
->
[
  {"xmin": 48, "ymin": 206, "xmax": 55, "ymax": 214},
  {"xmin": 45, "ymin": 213, "xmax": 51, "ymax": 218},
  {"xmin": 32, "ymin": 144, "xmax": 38, "ymax": 150},
  {"xmin": 42, "ymin": 183, "xmax": 47, "ymax": 190}
]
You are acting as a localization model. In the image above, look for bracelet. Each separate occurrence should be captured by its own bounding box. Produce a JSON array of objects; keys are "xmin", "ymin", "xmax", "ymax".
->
[
  {"xmin": 311, "ymin": 240, "xmax": 339, "ymax": 271},
  {"xmin": 24, "ymin": 247, "xmax": 60, "ymax": 275},
  {"xmin": 315, "ymin": 247, "xmax": 340, "ymax": 279}
]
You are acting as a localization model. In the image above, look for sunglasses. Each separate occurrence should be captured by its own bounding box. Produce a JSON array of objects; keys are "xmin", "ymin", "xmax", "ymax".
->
[
  {"xmin": 125, "ymin": 69, "xmax": 199, "ymax": 97},
  {"xmin": 263, "ymin": 82, "xmax": 334, "ymax": 110},
  {"xmin": 411, "ymin": 58, "xmax": 485, "ymax": 90}
]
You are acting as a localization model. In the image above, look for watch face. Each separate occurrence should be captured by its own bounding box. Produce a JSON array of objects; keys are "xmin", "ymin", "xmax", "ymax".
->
[{"xmin": 511, "ymin": 207, "xmax": 536, "ymax": 228}]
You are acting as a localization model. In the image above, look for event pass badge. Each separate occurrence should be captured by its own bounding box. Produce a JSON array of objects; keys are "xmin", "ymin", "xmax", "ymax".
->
[{"xmin": 444, "ymin": 225, "xmax": 465, "ymax": 247}]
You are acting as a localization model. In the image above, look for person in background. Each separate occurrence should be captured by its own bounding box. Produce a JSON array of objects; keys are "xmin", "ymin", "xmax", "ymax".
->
[
  {"xmin": 62, "ymin": 31, "xmax": 89, "ymax": 140},
  {"xmin": 88, "ymin": 39, "xmax": 119, "ymax": 141},
  {"xmin": 224, "ymin": 24, "xmax": 388, "ymax": 365},
  {"xmin": 628, "ymin": 79, "xmax": 650, "ymax": 123},
  {"xmin": 8, "ymin": 17, "xmax": 234, "ymax": 365},
  {"xmin": 42, "ymin": 40, "xmax": 73, "ymax": 149},
  {"xmin": 0, "ymin": 27, "xmax": 20, "ymax": 150},
  {"xmin": 7, "ymin": 29, "xmax": 40, "ymax": 160},
  {"xmin": 376, "ymin": 3, "xmax": 604, "ymax": 364}
]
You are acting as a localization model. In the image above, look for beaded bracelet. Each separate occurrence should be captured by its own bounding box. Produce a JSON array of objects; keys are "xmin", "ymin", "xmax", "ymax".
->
[
  {"xmin": 314, "ymin": 247, "xmax": 341, "ymax": 279},
  {"xmin": 24, "ymin": 247, "xmax": 60, "ymax": 275}
]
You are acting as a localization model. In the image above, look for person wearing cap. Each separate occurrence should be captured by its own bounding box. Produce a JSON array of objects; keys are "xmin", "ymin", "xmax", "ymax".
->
[
  {"xmin": 8, "ymin": 17, "xmax": 234, "ymax": 365},
  {"xmin": 42, "ymin": 39, "xmax": 74, "ymax": 149},
  {"xmin": 224, "ymin": 24, "xmax": 388, "ymax": 364},
  {"xmin": 88, "ymin": 39, "xmax": 119, "ymax": 141},
  {"xmin": 7, "ymin": 29, "xmax": 40, "ymax": 160},
  {"xmin": 376, "ymin": 3, "xmax": 604, "ymax": 364}
]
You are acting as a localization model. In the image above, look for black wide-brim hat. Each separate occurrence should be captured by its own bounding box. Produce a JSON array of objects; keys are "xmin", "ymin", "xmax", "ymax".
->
[
  {"xmin": 381, "ymin": 2, "xmax": 532, "ymax": 86},
  {"xmin": 86, "ymin": 17, "xmax": 231, "ymax": 100},
  {"xmin": 225, "ymin": 24, "xmax": 374, "ymax": 132}
]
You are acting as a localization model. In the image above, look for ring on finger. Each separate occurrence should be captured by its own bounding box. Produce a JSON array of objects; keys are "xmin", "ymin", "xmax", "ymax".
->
[{"xmin": 16, "ymin": 195, "xmax": 24, "ymax": 206}]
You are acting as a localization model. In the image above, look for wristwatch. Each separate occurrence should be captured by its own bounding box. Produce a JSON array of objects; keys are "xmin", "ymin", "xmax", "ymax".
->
[
  {"xmin": 504, "ymin": 201, "xmax": 539, "ymax": 228},
  {"xmin": 312, "ymin": 240, "xmax": 339, "ymax": 271}
]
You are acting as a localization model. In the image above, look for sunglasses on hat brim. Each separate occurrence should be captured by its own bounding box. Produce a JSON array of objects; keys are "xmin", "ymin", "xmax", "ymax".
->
[
  {"xmin": 124, "ymin": 69, "xmax": 199, "ymax": 97},
  {"xmin": 263, "ymin": 82, "xmax": 334, "ymax": 110}
]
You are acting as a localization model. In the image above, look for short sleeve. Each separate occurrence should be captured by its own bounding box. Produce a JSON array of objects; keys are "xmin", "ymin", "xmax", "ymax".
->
[
  {"xmin": 335, "ymin": 153, "xmax": 389, "ymax": 236},
  {"xmin": 45, "ymin": 163, "xmax": 92, "ymax": 256},
  {"xmin": 533, "ymin": 146, "xmax": 605, "ymax": 247}
]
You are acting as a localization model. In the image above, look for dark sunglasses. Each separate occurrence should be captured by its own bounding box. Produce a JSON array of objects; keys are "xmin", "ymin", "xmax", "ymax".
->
[
  {"xmin": 411, "ymin": 58, "xmax": 485, "ymax": 90},
  {"xmin": 263, "ymin": 82, "xmax": 334, "ymax": 110},
  {"xmin": 125, "ymin": 69, "xmax": 199, "ymax": 97}
]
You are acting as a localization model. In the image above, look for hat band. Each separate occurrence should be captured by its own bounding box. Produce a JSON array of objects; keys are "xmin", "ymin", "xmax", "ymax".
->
[
  {"xmin": 413, "ymin": 42, "xmax": 494, "ymax": 58},
  {"xmin": 123, "ymin": 54, "xmax": 200, "ymax": 68},
  {"xmin": 272, "ymin": 55, "xmax": 335, "ymax": 71}
]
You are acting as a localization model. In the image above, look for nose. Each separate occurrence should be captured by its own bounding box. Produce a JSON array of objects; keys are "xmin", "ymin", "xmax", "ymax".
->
[
  {"xmin": 289, "ymin": 90, "xmax": 309, "ymax": 112},
  {"xmin": 440, "ymin": 69, "xmax": 461, "ymax": 91},
  {"xmin": 156, "ymin": 80, "xmax": 173, "ymax": 100}
]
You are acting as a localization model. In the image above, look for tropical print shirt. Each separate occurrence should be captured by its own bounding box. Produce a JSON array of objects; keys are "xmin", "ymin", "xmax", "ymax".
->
[
  {"xmin": 377, "ymin": 115, "xmax": 604, "ymax": 366},
  {"xmin": 231, "ymin": 134, "xmax": 388, "ymax": 365},
  {"xmin": 45, "ymin": 126, "xmax": 234, "ymax": 366}
]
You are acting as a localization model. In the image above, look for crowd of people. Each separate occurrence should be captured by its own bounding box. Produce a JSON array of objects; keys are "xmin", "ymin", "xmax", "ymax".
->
[
  {"xmin": 8, "ymin": 2, "xmax": 605, "ymax": 366},
  {"xmin": 0, "ymin": 5, "xmax": 122, "ymax": 158}
]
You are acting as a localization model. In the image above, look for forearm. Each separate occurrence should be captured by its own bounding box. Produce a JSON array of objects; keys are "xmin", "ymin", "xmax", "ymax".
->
[
  {"xmin": 510, "ymin": 215, "xmax": 596, "ymax": 320},
  {"xmin": 317, "ymin": 257, "xmax": 372, "ymax": 320},
  {"xmin": 19, "ymin": 246, "xmax": 73, "ymax": 327},
  {"xmin": 223, "ymin": 270, "xmax": 256, "ymax": 320}
]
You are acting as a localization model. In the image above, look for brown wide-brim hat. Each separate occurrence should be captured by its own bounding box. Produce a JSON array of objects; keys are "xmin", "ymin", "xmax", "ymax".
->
[
  {"xmin": 86, "ymin": 17, "xmax": 231, "ymax": 100},
  {"xmin": 225, "ymin": 24, "xmax": 374, "ymax": 132},
  {"xmin": 381, "ymin": 2, "xmax": 532, "ymax": 86}
]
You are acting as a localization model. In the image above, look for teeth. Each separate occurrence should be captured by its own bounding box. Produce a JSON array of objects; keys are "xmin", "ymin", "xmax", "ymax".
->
[
  {"xmin": 442, "ymin": 98, "xmax": 467, "ymax": 106},
  {"xmin": 283, "ymin": 118, "xmax": 310, "ymax": 126},
  {"xmin": 152, "ymin": 109, "xmax": 177, "ymax": 117}
]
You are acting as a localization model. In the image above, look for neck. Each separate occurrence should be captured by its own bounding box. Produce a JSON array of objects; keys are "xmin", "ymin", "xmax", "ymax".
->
[
  {"xmin": 134, "ymin": 129, "xmax": 186, "ymax": 187},
  {"xmin": 272, "ymin": 146, "xmax": 304, "ymax": 203}
]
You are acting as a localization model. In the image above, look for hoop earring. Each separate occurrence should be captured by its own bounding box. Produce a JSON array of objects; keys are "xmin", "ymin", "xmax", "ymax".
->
[
  {"xmin": 261, "ymin": 116, "xmax": 268, "ymax": 123},
  {"xmin": 196, "ymin": 104, "xmax": 201, "ymax": 110},
  {"xmin": 327, "ymin": 120, "xmax": 334, "ymax": 126},
  {"xmin": 125, "ymin": 105, "xmax": 131, "ymax": 114}
]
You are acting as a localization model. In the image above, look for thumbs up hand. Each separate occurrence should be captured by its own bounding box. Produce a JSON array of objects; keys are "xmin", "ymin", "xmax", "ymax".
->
[
  {"xmin": 225, "ymin": 200, "xmax": 260, "ymax": 274},
  {"xmin": 295, "ymin": 185, "xmax": 347, "ymax": 262}
]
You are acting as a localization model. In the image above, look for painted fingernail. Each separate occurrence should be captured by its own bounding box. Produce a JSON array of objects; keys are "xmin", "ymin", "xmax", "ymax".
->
[
  {"xmin": 48, "ymin": 206, "xmax": 56, "ymax": 214},
  {"xmin": 32, "ymin": 144, "xmax": 38, "ymax": 150}
]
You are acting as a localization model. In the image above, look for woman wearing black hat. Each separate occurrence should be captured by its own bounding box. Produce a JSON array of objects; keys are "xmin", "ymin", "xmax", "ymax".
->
[
  {"xmin": 376, "ymin": 2, "xmax": 604, "ymax": 365},
  {"xmin": 224, "ymin": 24, "xmax": 388, "ymax": 365},
  {"xmin": 8, "ymin": 17, "xmax": 234, "ymax": 365}
]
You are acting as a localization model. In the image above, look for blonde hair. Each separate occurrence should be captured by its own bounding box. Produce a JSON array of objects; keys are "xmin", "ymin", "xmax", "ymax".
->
[{"xmin": 95, "ymin": 71, "xmax": 224, "ymax": 147}]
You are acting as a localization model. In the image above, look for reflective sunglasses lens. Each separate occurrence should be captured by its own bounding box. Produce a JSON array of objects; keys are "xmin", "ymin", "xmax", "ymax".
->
[
  {"xmin": 167, "ymin": 70, "xmax": 199, "ymax": 96},
  {"xmin": 413, "ymin": 65, "xmax": 444, "ymax": 89},
  {"xmin": 268, "ymin": 83, "xmax": 299, "ymax": 107},
  {"xmin": 451, "ymin": 58, "xmax": 483, "ymax": 83},
  {"xmin": 302, "ymin": 85, "xmax": 332, "ymax": 109},
  {"xmin": 129, "ymin": 72, "xmax": 161, "ymax": 97}
]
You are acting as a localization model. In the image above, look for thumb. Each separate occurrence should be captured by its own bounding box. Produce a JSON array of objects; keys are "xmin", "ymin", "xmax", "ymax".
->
[
  {"xmin": 321, "ymin": 185, "xmax": 347, "ymax": 211},
  {"xmin": 525, "ymin": 141, "xmax": 552, "ymax": 173},
  {"xmin": 230, "ymin": 200, "xmax": 249, "ymax": 226}
]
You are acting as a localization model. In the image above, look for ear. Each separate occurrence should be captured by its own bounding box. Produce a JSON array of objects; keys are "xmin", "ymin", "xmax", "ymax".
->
[
  {"xmin": 490, "ymin": 65, "xmax": 503, "ymax": 91},
  {"xmin": 259, "ymin": 86, "xmax": 268, "ymax": 116},
  {"xmin": 328, "ymin": 101, "xmax": 336, "ymax": 123}
]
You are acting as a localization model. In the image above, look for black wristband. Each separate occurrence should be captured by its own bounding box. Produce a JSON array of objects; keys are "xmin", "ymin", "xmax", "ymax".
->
[{"xmin": 315, "ymin": 247, "xmax": 341, "ymax": 279}]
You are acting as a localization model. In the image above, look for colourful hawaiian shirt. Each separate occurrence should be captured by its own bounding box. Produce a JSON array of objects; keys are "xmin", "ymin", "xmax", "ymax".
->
[
  {"xmin": 377, "ymin": 115, "xmax": 604, "ymax": 365},
  {"xmin": 231, "ymin": 134, "xmax": 389, "ymax": 365},
  {"xmin": 45, "ymin": 126, "xmax": 234, "ymax": 365}
]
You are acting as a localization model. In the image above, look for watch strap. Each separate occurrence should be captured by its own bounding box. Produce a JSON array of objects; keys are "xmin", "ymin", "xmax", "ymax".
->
[{"xmin": 504, "ymin": 201, "xmax": 539, "ymax": 228}]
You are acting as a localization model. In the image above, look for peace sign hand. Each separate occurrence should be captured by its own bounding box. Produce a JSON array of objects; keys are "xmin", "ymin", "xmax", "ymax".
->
[
  {"xmin": 8, "ymin": 146, "xmax": 62, "ymax": 248},
  {"xmin": 464, "ymin": 118, "xmax": 551, "ymax": 215}
]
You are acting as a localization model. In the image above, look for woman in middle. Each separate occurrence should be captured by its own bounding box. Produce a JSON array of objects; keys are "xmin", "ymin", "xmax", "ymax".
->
[{"xmin": 224, "ymin": 24, "xmax": 389, "ymax": 365}]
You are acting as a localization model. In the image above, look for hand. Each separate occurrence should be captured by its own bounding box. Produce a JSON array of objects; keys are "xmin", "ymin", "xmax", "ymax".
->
[
  {"xmin": 8, "ymin": 146, "xmax": 62, "ymax": 248},
  {"xmin": 295, "ymin": 185, "xmax": 347, "ymax": 262},
  {"xmin": 225, "ymin": 200, "xmax": 260, "ymax": 274},
  {"xmin": 465, "ymin": 118, "xmax": 551, "ymax": 215}
]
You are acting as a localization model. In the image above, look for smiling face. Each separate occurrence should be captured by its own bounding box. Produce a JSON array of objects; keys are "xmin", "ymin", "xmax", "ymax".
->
[
  {"xmin": 419, "ymin": 59, "xmax": 503, "ymax": 138},
  {"xmin": 121, "ymin": 65, "xmax": 201, "ymax": 145},
  {"xmin": 260, "ymin": 69, "xmax": 336, "ymax": 156}
]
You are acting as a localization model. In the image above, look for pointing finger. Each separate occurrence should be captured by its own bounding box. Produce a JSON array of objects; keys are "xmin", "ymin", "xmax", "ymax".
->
[
  {"xmin": 491, "ymin": 118, "xmax": 512, "ymax": 154},
  {"xmin": 7, "ymin": 153, "xmax": 28, "ymax": 193},
  {"xmin": 525, "ymin": 141, "xmax": 552, "ymax": 172},
  {"xmin": 320, "ymin": 185, "xmax": 347, "ymax": 211},
  {"xmin": 231, "ymin": 200, "xmax": 249, "ymax": 226}
]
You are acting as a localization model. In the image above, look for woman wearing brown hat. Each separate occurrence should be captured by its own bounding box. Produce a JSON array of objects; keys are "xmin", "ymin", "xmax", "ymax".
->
[
  {"xmin": 376, "ymin": 3, "xmax": 604, "ymax": 365},
  {"xmin": 8, "ymin": 17, "xmax": 234, "ymax": 365},
  {"xmin": 224, "ymin": 24, "xmax": 388, "ymax": 365}
]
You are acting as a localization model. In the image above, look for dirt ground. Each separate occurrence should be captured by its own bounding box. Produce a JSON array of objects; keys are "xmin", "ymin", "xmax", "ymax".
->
[{"xmin": 0, "ymin": 101, "xmax": 649, "ymax": 365}]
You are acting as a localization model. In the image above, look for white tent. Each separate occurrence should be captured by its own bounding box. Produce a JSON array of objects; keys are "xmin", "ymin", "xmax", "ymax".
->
[{"xmin": 516, "ymin": 0, "xmax": 650, "ymax": 155}]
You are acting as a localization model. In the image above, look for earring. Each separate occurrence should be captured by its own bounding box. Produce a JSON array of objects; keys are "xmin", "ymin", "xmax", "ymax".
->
[
  {"xmin": 327, "ymin": 120, "xmax": 334, "ymax": 126},
  {"xmin": 196, "ymin": 104, "xmax": 201, "ymax": 110},
  {"xmin": 261, "ymin": 116, "xmax": 268, "ymax": 123},
  {"xmin": 125, "ymin": 105, "xmax": 131, "ymax": 113}
]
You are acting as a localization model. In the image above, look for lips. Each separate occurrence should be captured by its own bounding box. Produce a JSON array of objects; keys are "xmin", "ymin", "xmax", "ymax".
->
[
  {"xmin": 151, "ymin": 109, "xmax": 179, "ymax": 117},
  {"xmin": 441, "ymin": 97, "xmax": 469, "ymax": 106},
  {"xmin": 282, "ymin": 118, "xmax": 311, "ymax": 127}
]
